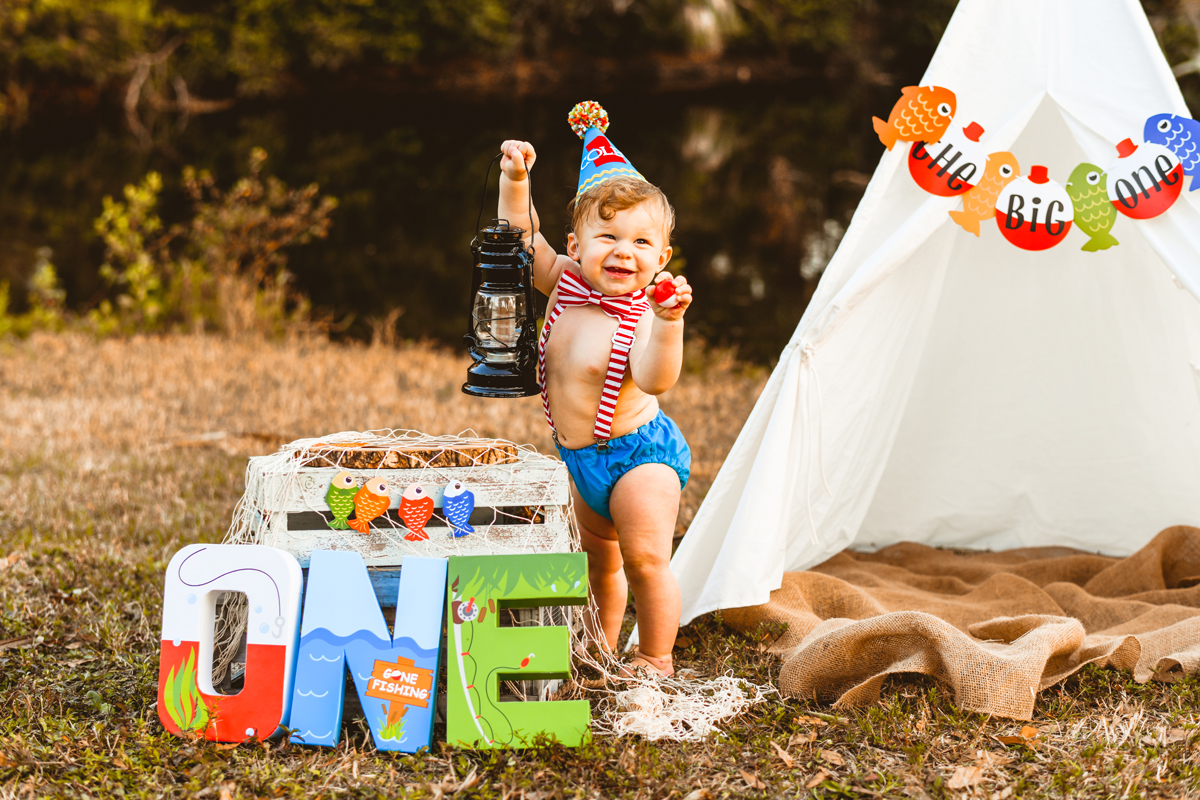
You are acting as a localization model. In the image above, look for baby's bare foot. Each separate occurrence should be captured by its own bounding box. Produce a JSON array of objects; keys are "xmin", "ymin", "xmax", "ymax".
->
[{"xmin": 620, "ymin": 651, "xmax": 674, "ymax": 679}]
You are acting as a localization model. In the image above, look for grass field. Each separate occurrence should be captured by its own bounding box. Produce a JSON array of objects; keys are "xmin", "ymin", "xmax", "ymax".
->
[{"xmin": 1, "ymin": 333, "xmax": 1198, "ymax": 799}]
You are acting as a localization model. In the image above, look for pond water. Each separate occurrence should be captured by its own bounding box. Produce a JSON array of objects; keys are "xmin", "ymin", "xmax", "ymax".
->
[{"xmin": 0, "ymin": 73, "xmax": 920, "ymax": 363}]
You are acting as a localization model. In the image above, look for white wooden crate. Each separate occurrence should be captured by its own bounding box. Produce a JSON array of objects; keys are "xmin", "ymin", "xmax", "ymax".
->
[
  {"xmin": 241, "ymin": 448, "xmax": 575, "ymax": 568},
  {"xmin": 224, "ymin": 438, "xmax": 578, "ymax": 702}
]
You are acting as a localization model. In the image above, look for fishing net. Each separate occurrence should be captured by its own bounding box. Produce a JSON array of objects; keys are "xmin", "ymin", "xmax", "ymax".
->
[
  {"xmin": 574, "ymin": 657, "xmax": 775, "ymax": 742},
  {"xmin": 217, "ymin": 428, "xmax": 771, "ymax": 741}
]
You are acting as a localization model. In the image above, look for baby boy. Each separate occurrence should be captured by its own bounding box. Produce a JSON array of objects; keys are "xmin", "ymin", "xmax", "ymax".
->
[{"xmin": 495, "ymin": 104, "xmax": 693, "ymax": 677}]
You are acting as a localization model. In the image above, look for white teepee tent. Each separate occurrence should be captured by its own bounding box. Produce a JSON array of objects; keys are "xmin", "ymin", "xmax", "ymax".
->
[{"xmin": 672, "ymin": 0, "xmax": 1200, "ymax": 626}]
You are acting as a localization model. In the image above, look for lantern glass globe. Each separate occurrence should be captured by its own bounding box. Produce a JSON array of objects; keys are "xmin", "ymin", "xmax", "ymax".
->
[{"xmin": 472, "ymin": 288, "xmax": 526, "ymax": 363}]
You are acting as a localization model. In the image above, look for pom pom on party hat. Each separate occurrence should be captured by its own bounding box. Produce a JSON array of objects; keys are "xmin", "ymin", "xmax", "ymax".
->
[{"xmin": 569, "ymin": 101, "xmax": 646, "ymax": 197}]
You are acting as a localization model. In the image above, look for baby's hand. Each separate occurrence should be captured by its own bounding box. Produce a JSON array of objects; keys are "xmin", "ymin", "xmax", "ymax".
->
[
  {"xmin": 500, "ymin": 140, "xmax": 536, "ymax": 181},
  {"xmin": 649, "ymin": 272, "xmax": 692, "ymax": 321}
]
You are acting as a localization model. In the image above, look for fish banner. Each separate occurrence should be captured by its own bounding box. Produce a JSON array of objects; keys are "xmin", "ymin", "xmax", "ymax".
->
[{"xmin": 874, "ymin": 86, "xmax": 1199, "ymax": 252}]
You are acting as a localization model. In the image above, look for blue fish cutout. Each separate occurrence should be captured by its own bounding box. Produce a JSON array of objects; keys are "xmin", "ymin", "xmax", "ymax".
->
[
  {"xmin": 442, "ymin": 480, "xmax": 476, "ymax": 538},
  {"xmin": 1145, "ymin": 113, "xmax": 1200, "ymax": 191}
]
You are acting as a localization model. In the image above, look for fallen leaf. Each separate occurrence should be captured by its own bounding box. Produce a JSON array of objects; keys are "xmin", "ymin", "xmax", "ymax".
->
[
  {"xmin": 788, "ymin": 731, "xmax": 817, "ymax": 747},
  {"xmin": 64, "ymin": 658, "xmax": 97, "ymax": 668},
  {"xmin": 904, "ymin": 779, "xmax": 935, "ymax": 800},
  {"xmin": 1019, "ymin": 725, "xmax": 1039, "ymax": 739},
  {"xmin": 805, "ymin": 770, "xmax": 829, "ymax": 789},
  {"xmin": 795, "ymin": 715, "xmax": 828, "ymax": 727},
  {"xmin": 738, "ymin": 769, "xmax": 766, "ymax": 790},
  {"xmin": 947, "ymin": 765, "xmax": 985, "ymax": 790},
  {"xmin": 453, "ymin": 769, "xmax": 478, "ymax": 795},
  {"xmin": 1167, "ymin": 728, "xmax": 1189, "ymax": 744},
  {"xmin": 112, "ymin": 757, "xmax": 128, "ymax": 770},
  {"xmin": 995, "ymin": 735, "xmax": 1027, "ymax": 746},
  {"xmin": 680, "ymin": 790, "xmax": 712, "ymax": 800},
  {"xmin": 64, "ymin": 641, "xmax": 84, "ymax": 650},
  {"xmin": 819, "ymin": 749, "xmax": 845, "ymax": 766},
  {"xmin": 770, "ymin": 740, "xmax": 793, "ymax": 768},
  {"xmin": 218, "ymin": 784, "xmax": 234, "ymax": 800},
  {"xmin": 215, "ymin": 742, "xmax": 241, "ymax": 751},
  {"xmin": 975, "ymin": 751, "xmax": 1013, "ymax": 768},
  {"xmin": 674, "ymin": 636, "xmax": 694, "ymax": 649},
  {"xmin": 0, "ymin": 636, "xmax": 33, "ymax": 652}
]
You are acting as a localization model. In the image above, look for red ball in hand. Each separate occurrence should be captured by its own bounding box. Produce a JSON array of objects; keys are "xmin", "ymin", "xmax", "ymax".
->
[{"xmin": 653, "ymin": 279, "xmax": 678, "ymax": 308}]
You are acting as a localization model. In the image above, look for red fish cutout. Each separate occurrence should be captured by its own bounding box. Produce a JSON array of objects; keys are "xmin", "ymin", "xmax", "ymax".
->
[
  {"xmin": 873, "ymin": 86, "xmax": 957, "ymax": 151},
  {"xmin": 399, "ymin": 483, "xmax": 435, "ymax": 541}
]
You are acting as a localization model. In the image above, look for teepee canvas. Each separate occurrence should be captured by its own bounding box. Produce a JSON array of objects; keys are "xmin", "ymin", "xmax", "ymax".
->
[{"xmin": 672, "ymin": 0, "xmax": 1200, "ymax": 626}]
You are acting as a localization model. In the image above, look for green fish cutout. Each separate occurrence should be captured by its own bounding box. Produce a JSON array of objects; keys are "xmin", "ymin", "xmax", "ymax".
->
[
  {"xmin": 325, "ymin": 470, "xmax": 357, "ymax": 529},
  {"xmin": 1066, "ymin": 162, "xmax": 1119, "ymax": 252}
]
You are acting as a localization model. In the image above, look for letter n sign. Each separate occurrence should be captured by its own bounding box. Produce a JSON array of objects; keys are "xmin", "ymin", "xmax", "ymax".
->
[
  {"xmin": 288, "ymin": 550, "xmax": 447, "ymax": 753},
  {"xmin": 445, "ymin": 553, "xmax": 590, "ymax": 748}
]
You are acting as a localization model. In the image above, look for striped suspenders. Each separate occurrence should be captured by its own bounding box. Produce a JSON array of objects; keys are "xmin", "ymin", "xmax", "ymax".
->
[{"xmin": 537, "ymin": 270, "xmax": 650, "ymax": 449}]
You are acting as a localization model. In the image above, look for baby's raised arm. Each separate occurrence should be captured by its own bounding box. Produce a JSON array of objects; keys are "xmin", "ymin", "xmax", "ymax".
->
[{"xmin": 498, "ymin": 140, "xmax": 574, "ymax": 296}]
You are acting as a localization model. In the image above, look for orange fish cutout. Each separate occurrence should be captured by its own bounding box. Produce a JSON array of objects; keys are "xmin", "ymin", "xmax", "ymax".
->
[
  {"xmin": 348, "ymin": 478, "xmax": 391, "ymax": 533},
  {"xmin": 873, "ymin": 86, "xmax": 957, "ymax": 151},
  {"xmin": 949, "ymin": 152, "xmax": 1021, "ymax": 236}
]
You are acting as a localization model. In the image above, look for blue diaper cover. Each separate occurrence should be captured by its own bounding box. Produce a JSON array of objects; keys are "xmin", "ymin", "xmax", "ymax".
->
[{"xmin": 556, "ymin": 411, "xmax": 691, "ymax": 520}]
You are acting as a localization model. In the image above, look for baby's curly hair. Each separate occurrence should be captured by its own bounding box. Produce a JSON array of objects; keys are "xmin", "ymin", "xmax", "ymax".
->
[{"xmin": 567, "ymin": 177, "xmax": 675, "ymax": 241}]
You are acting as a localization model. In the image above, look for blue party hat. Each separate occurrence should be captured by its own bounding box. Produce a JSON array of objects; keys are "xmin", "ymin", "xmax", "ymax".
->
[{"xmin": 568, "ymin": 101, "xmax": 646, "ymax": 197}]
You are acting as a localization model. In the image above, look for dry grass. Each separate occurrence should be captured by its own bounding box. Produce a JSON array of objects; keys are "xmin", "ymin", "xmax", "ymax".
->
[
  {"xmin": 1, "ymin": 333, "xmax": 1199, "ymax": 799},
  {"xmin": 0, "ymin": 333, "xmax": 764, "ymax": 541}
]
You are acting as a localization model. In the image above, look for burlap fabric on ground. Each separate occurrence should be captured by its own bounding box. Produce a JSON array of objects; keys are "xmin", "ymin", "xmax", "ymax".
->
[{"xmin": 723, "ymin": 526, "xmax": 1200, "ymax": 720}]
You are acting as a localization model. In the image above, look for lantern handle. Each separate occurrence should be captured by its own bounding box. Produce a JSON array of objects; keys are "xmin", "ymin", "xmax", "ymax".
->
[{"xmin": 473, "ymin": 151, "xmax": 537, "ymax": 257}]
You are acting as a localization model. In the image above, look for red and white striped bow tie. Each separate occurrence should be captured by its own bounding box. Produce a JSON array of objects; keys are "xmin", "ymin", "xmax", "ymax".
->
[{"xmin": 553, "ymin": 270, "xmax": 647, "ymax": 317}]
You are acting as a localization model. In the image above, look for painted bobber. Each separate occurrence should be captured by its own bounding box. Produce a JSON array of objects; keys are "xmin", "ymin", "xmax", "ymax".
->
[
  {"xmin": 908, "ymin": 121, "xmax": 988, "ymax": 196},
  {"xmin": 1105, "ymin": 137, "xmax": 1183, "ymax": 220},
  {"xmin": 995, "ymin": 165, "xmax": 1072, "ymax": 251}
]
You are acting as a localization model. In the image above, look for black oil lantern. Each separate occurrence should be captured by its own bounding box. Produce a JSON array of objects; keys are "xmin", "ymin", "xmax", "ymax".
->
[{"xmin": 462, "ymin": 219, "xmax": 539, "ymax": 398}]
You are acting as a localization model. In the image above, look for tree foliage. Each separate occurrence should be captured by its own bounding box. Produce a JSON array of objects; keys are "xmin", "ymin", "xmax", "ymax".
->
[
  {"xmin": 0, "ymin": 1, "xmax": 956, "ymax": 127},
  {"xmin": 1, "ymin": 147, "xmax": 337, "ymax": 338},
  {"xmin": 91, "ymin": 147, "xmax": 337, "ymax": 335},
  {"xmin": 0, "ymin": 0, "xmax": 511, "ymax": 127}
]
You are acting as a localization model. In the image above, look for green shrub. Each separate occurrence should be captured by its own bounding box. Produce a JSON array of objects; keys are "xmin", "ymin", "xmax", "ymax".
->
[
  {"xmin": 88, "ymin": 147, "xmax": 337, "ymax": 337},
  {"xmin": 0, "ymin": 148, "xmax": 336, "ymax": 339}
]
